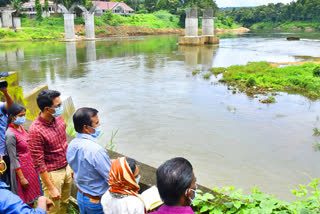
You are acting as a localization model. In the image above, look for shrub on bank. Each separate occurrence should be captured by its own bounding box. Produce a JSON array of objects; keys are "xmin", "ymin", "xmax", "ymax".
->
[
  {"xmin": 193, "ymin": 179, "xmax": 320, "ymax": 214},
  {"xmin": 207, "ymin": 62, "xmax": 320, "ymax": 99}
]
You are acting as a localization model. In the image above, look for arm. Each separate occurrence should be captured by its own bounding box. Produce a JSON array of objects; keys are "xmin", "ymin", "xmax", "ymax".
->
[
  {"xmin": 94, "ymin": 149, "xmax": 112, "ymax": 184},
  {"xmin": 1, "ymin": 88, "xmax": 13, "ymax": 110},
  {"xmin": 5, "ymin": 132, "xmax": 29, "ymax": 189},
  {"xmin": 37, "ymin": 196, "xmax": 54, "ymax": 212},
  {"xmin": 1, "ymin": 189, "xmax": 46, "ymax": 214},
  {"xmin": 28, "ymin": 128, "xmax": 61, "ymax": 200}
]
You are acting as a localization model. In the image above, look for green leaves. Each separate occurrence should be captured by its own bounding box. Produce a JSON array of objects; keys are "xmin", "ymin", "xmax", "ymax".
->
[{"xmin": 193, "ymin": 179, "xmax": 320, "ymax": 214}]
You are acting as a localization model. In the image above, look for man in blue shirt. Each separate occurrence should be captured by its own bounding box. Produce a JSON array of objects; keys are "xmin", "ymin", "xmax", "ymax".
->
[
  {"xmin": 67, "ymin": 107, "xmax": 111, "ymax": 214},
  {"xmin": 0, "ymin": 88, "xmax": 13, "ymax": 185},
  {"xmin": 0, "ymin": 155, "xmax": 54, "ymax": 214}
]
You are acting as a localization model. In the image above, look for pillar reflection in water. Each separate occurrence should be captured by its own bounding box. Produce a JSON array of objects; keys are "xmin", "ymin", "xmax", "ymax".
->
[
  {"xmin": 0, "ymin": 52, "xmax": 5, "ymax": 63},
  {"xmin": 200, "ymin": 46, "xmax": 218, "ymax": 71},
  {"xmin": 6, "ymin": 51, "xmax": 17, "ymax": 67},
  {"xmin": 179, "ymin": 46, "xmax": 200, "ymax": 68},
  {"xmin": 66, "ymin": 42, "xmax": 77, "ymax": 71},
  {"xmin": 17, "ymin": 49, "xmax": 25, "ymax": 61},
  {"xmin": 179, "ymin": 45, "xmax": 218, "ymax": 71},
  {"xmin": 86, "ymin": 41, "xmax": 96, "ymax": 62}
]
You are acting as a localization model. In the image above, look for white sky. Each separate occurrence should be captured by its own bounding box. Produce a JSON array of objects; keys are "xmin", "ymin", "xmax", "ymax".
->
[{"xmin": 216, "ymin": 0, "xmax": 294, "ymax": 7}]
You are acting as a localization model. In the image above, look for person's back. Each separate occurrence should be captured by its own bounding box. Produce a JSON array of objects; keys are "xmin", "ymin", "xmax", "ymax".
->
[
  {"xmin": 101, "ymin": 157, "xmax": 145, "ymax": 214},
  {"xmin": 153, "ymin": 157, "xmax": 197, "ymax": 214}
]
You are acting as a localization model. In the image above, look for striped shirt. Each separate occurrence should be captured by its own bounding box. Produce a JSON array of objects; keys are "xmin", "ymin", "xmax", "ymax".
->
[{"xmin": 28, "ymin": 114, "xmax": 68, "ymax": 173}]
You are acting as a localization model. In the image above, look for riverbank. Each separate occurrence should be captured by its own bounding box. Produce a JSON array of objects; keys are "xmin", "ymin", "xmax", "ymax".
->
[
  {"xmin": 250, "ymin": 21, "xmax": 320, "ymax": 32},
  {"xmin": 197, "ymin": 62, "xmax": 320, "ymax": 101},
  {"xmin": 0, "ymin": 14, "xmax": 249, "ymax": 42}
]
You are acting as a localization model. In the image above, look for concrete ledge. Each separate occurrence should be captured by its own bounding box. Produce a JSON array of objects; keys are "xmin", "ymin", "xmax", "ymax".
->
[{"xmin": 179, "ymin": 36, "xmax": 219, "ymax": 45}]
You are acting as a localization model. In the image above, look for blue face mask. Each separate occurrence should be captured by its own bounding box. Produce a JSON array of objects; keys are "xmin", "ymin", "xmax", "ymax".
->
[
  {"xmin": 14, "ymin": 116, "xmax": 26, "ymax": 125},
  {"xmin": 135, "ymin": 175, "xmax": 141, "ymax": 184},
  {"xmin": 90, "ymin": 125, "xmax": 102, "ymax": 138},
  {"xmin": 51, "ymin": 105, "xmax": 64, "ymax": 117}
]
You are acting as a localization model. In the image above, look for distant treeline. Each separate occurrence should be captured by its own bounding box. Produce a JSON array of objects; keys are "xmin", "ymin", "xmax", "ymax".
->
[{"xmin": 223, "ymin": 0, "xmax": 320, "ymax": 27}]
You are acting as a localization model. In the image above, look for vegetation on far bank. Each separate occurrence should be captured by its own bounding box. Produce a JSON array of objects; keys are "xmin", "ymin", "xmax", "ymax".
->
[
  {"xmin": 196, "ymin": 62, "xmax": 320, "ymax": 100},
  {"xmin": 222, "ymin": 0, "xmax": 320, "ymax": 31}
]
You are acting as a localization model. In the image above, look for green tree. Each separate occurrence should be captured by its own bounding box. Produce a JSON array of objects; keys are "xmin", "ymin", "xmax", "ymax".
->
[
  {"xmin": 155, "ymin": 0, "xmax": 167, "ymax": 11},
  {"xmin": 35, "ymin": 0, "xmax": 43, "ymax": 20},
  {"xmin": 44, "ymin": 0, "xmax": 49, "ymax": 12},
  {"xmin": 11, "ymin": 0, "xmax": 23, "ymax": 16}
]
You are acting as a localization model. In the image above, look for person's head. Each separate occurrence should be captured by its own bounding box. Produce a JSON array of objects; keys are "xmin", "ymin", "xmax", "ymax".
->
[
  {"xmin": 73, "ymin": 107, "xmax": 101, "ymax": 138},
  {"xmin": 127, "ymin": 157, "xmax": 140, "ymax": 184},
  {"xmin": 7, "ymin": 103, "xmax": 26, "ymax": 128},
  {"xmin": 157, "ymin": 157, "xmax": 196, "ymax": 207},
  {"xmin": 37, "ymin": 90, "xmax": 63, "ymax": 117}
]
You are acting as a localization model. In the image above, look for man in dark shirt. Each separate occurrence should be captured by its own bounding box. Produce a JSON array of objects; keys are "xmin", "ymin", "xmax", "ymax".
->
[{"xmin": 28, "ymin": 90, "xmax": 72, "ymax": 214}]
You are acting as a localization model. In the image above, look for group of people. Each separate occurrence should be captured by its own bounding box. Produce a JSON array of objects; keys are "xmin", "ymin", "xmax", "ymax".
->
[{"xmin": 0, "ymin": 88, "xmax": 197, "ymax": 214}]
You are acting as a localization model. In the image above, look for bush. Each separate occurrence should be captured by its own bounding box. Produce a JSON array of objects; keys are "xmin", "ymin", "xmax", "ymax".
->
[
  {"xmin": 313, "ymin": 65, "xmax": 320, "ymax": 77},
  {"xmin": 193, "ymin": 179, "xmax": 320, "ymax": 214},
  {"xmin": 246, "ymin": 77, "xmax": 256, "ymax": 87},
  {"xmin": 74, "ymin": 17, "xmax": 85, "ymax": 25}
]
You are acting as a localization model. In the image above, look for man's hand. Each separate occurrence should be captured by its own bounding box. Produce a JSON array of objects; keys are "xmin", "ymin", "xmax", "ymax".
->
[
  {"xmin": 45, "ymin": 198, "xmax": 55, "ymax": 211},
  {"xmin": 37, "ymin": 196, "xmax": 55, "ymax": 211},
  {"xmin": 20, "ymin": 177, "xmax": 29, "ymax": 189},
  {"xmin": 48, "ymin": 186, "xmax": 61, "ymax": 200},
  {"xmin": 0, "ymin": 88, "xmax": 7, "ymax": 94}
]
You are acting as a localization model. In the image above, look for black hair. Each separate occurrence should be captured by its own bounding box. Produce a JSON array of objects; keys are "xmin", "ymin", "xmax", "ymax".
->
[
  {"xmin": 7, "ymin": 103, "xmax": 26, "ymax": 129},
  {"xmin": 36, "ymin": 90, "xmax": 61, "ymax": 112},
  {"xmin": 156, "ymin": 157, "xmax": 193, "ymax": 206},
  {"xmin": 126, "ymin": 157, "xmax": 137, "ymax": 175},
  {"xmin": 73, "ymin": 107, "xmax": 98, "ymax": 133}
]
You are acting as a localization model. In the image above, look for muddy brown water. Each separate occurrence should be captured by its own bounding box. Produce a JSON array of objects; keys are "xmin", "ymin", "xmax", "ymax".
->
[{"xmin": 1, "ymin": 32, "xmax": 320, "ymax": 201}]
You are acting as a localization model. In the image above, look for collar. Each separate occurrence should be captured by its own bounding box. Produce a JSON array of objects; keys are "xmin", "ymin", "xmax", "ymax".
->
[
  {"xmin": 76, "ymin": 133, "xmax": 98, "ymax": 143},
  {"xmin": 37, "ymin": 112, "xmax": 56, "ymax": 126},
  {"xmin": 0, "ymin": 180, "xmax": 9, "ymax": 189}
]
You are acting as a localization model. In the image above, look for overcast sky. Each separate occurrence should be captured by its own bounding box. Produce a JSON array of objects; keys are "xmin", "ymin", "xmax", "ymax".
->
[{"xmin": 216, "ymin": 0, "xmax": 294, "ymax": 7}]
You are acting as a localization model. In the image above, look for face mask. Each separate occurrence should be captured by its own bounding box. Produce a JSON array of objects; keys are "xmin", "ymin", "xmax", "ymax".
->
[
  {"xmin": 14, "ymin": 116, "xmax": 26, "ymax": 125},
  {"xmin": 51, "ymin": 105, "xmax": 64, "ymax": 117},
  {"xmin": 135, "ymin": 175, "xmax": 141, "ymax": 184},
  {"xmin": 185, "ymin": 185, "xmax": 197, "ymax": 205},
  {"xmin": 90, "ymin": 125, "xmax": 102, "ymax": 138}
]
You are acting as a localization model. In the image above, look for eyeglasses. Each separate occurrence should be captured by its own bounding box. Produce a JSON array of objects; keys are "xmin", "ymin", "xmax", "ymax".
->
[{"xmin": 50, "ymin": 103, "xmax": 62, "ymax": 109}]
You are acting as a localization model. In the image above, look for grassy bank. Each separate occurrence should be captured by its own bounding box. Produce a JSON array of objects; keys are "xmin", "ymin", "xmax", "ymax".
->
[
  {"xmin": 0, "ymin": 11, "xmax": 181, "ymax": 42},
  {"xmin": 250, "ymin": 21, "xmax": 320, "ymax": 31},
  {"xmin": 198, "ymin": 62, "xmax": 320, "ymax": 100}
]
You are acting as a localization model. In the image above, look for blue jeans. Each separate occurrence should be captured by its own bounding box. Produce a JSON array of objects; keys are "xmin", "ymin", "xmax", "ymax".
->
[{"xmin": 77, "ymin": 191, "xmax": 104, "ymax": 214}]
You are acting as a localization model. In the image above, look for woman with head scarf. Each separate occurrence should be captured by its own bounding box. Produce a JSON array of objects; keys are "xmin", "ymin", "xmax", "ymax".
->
[{"xmin": 101, "ymin": 157, "xmax": 145, "ymax": 214}]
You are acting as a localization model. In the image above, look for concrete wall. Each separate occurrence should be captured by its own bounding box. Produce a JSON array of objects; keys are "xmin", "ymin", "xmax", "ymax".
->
[
  {"xmin": 1, "ymin": 11, "xmax": 13, "ymax": 28},
  {"xmin": 202, "ymin": 19, "xmax": 214, "ymax": 36},
  {"xmin": 84, "ymin": 13, "xmax": 95, "ymax": 40},
  {"xmin": 64, "ymin": 13, "xmax": 75, "ymax": 41},
  {"xmin": 185, "ymin": 18, "xmax": 198, "ymax": 37},
  {"xmin": 13, "ymin": 17, "xmax": 21, "ymax": 28}
]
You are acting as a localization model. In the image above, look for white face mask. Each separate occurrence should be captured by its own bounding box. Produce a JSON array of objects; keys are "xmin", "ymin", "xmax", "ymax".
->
[{"xmin": 185, "ymin": 184, "xmax": 197, "ymax": 205}]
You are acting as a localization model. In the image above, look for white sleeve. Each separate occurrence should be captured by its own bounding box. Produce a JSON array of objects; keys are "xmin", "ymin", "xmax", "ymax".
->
[{"xmin": 128, "ymin": 196, "xmax": 145, "ymax": 214}]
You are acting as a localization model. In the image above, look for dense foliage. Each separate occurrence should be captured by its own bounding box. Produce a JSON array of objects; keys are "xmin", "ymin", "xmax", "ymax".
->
[
  {"xmin": 223, "ymin": 0, "xmax": 320, "ymax": 28},
  {"xmin": 193, "ymin": 179, "xmax": 320, "ymax": 214}
]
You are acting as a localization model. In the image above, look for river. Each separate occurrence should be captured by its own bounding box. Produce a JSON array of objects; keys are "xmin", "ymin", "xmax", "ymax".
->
[{"xmin": 1, "ymin": 31, "xmax": 320, "ymax": 201}]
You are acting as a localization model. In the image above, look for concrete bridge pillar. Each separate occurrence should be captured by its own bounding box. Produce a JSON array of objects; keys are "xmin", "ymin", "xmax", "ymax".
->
[
  {"xmin": 0, "ymin": 18, "xmax": 2, "ymax": 28},
  {"xmin": 84, "ymin": 13, "xmax": 95, "ymax": 40},
  {"xmin": 64, "ymin": 13, "xmax": 75, "ymax": 41},
  {"xmin": 202, "ymin": 9, "xmax": 214, "ymax": 36},
  {"xmin": 185, "ymin": 8, "xmax": 198, "ymax": 37},
  {"xmin": 1, "ymin": 10, "xmax": 14, "ymax": 28},
  {"xmin": 13, "ymin": 17, "xmax": 21, "ymax": 28}
]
